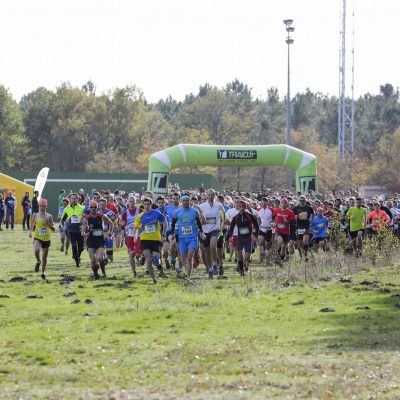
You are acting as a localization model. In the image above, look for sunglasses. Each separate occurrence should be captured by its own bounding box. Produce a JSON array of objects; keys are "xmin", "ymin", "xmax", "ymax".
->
[{"xmin": 90, "ymin": 206, "xmax": 97, "ymax": 209}]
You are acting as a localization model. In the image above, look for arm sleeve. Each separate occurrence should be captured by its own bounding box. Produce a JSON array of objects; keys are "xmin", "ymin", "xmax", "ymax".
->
[
  {"xmin": 171, "ymin": 216, "xmax": 177, "ymax": 232},
  {"xmin": 196, "ymin": 216, "xmax": 203, "ymax": 233}
]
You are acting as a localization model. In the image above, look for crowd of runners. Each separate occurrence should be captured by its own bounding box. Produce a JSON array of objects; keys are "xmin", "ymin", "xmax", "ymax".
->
[{"xmin": 3, "ymin": 187, "xmax": 400, "ymax": 282}]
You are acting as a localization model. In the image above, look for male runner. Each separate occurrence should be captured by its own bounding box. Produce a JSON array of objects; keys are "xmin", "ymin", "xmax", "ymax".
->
[{"xmin": 29, "ymin": 199, "xmax": 55, "ymax": 280}]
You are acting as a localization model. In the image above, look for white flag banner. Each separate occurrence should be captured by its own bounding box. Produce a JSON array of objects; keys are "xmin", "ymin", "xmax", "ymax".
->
[{"xmin": 34, "ymin": 167, "xmax": 50, "ymax": 200}]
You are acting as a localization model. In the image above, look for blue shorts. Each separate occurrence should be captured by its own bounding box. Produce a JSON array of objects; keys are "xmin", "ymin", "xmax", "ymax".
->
[
  {"xmin": 104, "ymin": 237, "xmax": 113, "ymax": 249},
  {"xmin": 179, "ymin": 236, "xmax": 199, "ymax": 254}
]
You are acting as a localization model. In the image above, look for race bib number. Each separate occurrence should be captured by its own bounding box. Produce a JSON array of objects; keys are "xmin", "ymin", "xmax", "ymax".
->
[
  {"xmin": 93, "ymin": 229, "xmax": 103, "ymax": 237},
  {"xmin": 328, "ymin": 221, "xmax": 333, "ymax": 228},
  {"xmin": 38, "ymin": 228, "xmax": 48, "ymax": 236},
  {"xmin": 298, "ymin": 212, "xmax": 308, "ymax": 220},
  {"xmin": 144, "ymin": 224, "xmax": 156, "ymax": 234},
  {"xmin": 239, "ymin": 227, "xmax": 250, "ymax": 235},
  {"xmin": 297, "ymin": 228, "xmax": 305, "ymax": 235},
  {"xmin": 182, "ymin": 226, "xmax": 193, "ymax": 235},
  {"xmin": 206, "ymin": 217, "xmax": 217, "ymax": 225},
  {"xmin": 259, "ymin": 226, "xmax": 270, "ymax": 233},
  {"xmin": 277, "ymin": 223, "xmax": 286, "ymax": 229},
  {"xmin": 70, "ymin": 216, "xmax": 80, "ymax": 224},
  {"xmin": 126, "ymin": 228, "xmax": 135, "ymax": 237},
  {"xmin": 317, "ymin": 223, "xmax": 325, "ymax": 228}
]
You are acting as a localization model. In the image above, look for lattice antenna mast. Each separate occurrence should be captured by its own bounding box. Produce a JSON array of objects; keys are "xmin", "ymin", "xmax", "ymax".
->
[{"xmin": 338, "ymin": 0, "xmax": 355, "ymax": 157}]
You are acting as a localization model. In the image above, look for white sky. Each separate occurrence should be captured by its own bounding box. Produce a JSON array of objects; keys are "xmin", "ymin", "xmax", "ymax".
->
[{"xmin": 0, "ymin": 0, "xmax": 399, "ymax": 103}]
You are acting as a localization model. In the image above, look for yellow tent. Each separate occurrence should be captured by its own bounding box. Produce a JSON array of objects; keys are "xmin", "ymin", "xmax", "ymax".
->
[{"xmin": 0, "ymin": 172, "xmax": 34, "ymax": 224}]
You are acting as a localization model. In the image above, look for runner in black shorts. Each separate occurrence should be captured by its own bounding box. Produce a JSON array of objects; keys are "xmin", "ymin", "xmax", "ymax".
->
[
  {"xmin": 81, "ymin": 201, "xmax": 114, "ymax": 280},
  {"xmin": 293, "ymin": 196, "xmax": 314, "ymax": 261}
]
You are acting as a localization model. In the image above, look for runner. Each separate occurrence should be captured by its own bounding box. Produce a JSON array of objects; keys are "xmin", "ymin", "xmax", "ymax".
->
[
  {"xmin": 156, "ymin": 196, "xmax": 171, "ymax": 269},
  {"xmin": 366, "ymin": 202, "xmax": 390, "ymax": 235},
  {"xmin": 81, "ymin": 201, "xmax": 114, "ymax": 279},
  {"xmin": 61, "ymin": 193, "xmax": 85, "ymax": 267},
  {"xmin": 274, "ymin": 198, "xmax": 296, "ymax": 264},
  {"xmin": 120, "ymin": 197, "xmax": 143, "ymax": 277},
  {"xmin": 165, "ymin": 192, "xmax": 181, "ymax": 270},
  {"xmin": 257, "ymin": 197, "xmax": 275, "ymax": 264},
  {"xmin": 200, "ymin": 189, "xmax": 226, "ymax": 279},
  {"xmin": 346, "ymin": 197, "xmax": 367, "ymax": 257},
  {"xmin": 133, "ymin": 197, "xmax": 167, "ymax": 284},
  {"xmin": 29, "ymin": 199, "xmax": 55, "ymax": 280},
  {"xmin": 98, "ymin": 198, "xmax": 118, "ymax": 263},
  {"xmin": 227, "ymin": 200, "xmax": 259, "ymax": 276},
  {"xmin": 293, "ymin": 195, "xmax": 314, "ymax": 261},
  {"xmin": 226, "ymin": 197, "xmax": 240, "ymax": 263},
  {"xmin": 310, "ymin": 207, "xmax": 329, "ymax": 252},
  {"xmin": 170, "ymin": 194, "xmax": 205, "ymax": 280},
  {"xmin": 58, "ymin": 197, "xmax": 70, "ymax": 254}
]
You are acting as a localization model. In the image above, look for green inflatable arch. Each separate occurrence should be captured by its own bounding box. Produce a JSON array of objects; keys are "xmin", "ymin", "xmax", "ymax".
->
[{"xmin": 147, "ymin": 144, "xmax": 317, "ymax": 195}]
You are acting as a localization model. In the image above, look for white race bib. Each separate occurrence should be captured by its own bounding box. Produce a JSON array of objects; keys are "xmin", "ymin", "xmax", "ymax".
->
[
  {"xmin": 328, "ymin": 221, "xmax": 333, "ymax": 228},
  {"xmin": 260, "ymin": 226, "xmax": 269, "ymax": 233},
  {"xmin": 70, "ymin": 216, "xmax": 80, "ymax": 224},
  {"xmin": 144, "ymin": 224, "xmax": 156, "ymax": 234},
  {"xmin": 38, "ymin": 228, "xmax": 48, "ymax": 236},
  {"xmin": 92, "ymin": 229, "xmax": 103, "ymax": 237},
  {"xmin": 239, "ymin": 227, "xmax": 250, "ymax": 235},
  {"xmin": 277, "ymin": 223, "xmax": 286, "ymax": 229},
  {"xmin": 297, "ymin": 228, "xmax": 306, "ymax": 235},
  {"xmin": 126, "ymin": 228, "xmax": 135, "ymax": 237},
  {"xmin": 317, "ymin": 223, "xmax": 325, "ymax": 228},
  {"xmin": 206, "ymin": 217, "xmax": 217, "ymax": 225},
  {"xmin": 182, "ymin": 226, "xmax": 193, "ymax": 235}
]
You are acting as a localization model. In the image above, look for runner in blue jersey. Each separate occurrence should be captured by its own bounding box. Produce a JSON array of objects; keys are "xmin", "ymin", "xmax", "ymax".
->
[
  {"xmin": 170, "ymin": 194, "xmax": 205, "ymax": 280},
  {"xmin": 310, "ymin": 207, "xmax": 329, "ymax": 252},
  {"xmin": 165, "ymin": 192, "xmax": 181, "ymax": 270}
]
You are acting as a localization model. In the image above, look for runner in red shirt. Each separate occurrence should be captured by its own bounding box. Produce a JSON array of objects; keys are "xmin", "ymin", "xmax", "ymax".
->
[{"xmin": 274, "ymin": 198, "xmax": 296, "ymax": 262}]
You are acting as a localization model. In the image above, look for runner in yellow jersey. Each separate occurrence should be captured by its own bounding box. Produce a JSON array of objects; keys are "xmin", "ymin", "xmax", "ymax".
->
[{"xmin": 29, "ymin": 199, "xmax": 55, "ymax": 280}]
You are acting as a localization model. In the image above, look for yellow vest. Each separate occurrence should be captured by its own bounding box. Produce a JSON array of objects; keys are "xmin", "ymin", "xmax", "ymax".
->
[{"xmin": 34, "ymin": 215, "xmax": 52, "ymax": 241}]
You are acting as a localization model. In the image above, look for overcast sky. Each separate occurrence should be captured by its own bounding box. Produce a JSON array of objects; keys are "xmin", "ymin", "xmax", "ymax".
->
[{"xmin": 0, "ymin": 0, "xmax": 399, "ymax": 102}]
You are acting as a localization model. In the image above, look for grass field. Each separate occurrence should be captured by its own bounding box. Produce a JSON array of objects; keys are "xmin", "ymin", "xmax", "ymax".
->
[{"xmin": 1, "ymin": 226, "xmax": 400, "ymax": 399}]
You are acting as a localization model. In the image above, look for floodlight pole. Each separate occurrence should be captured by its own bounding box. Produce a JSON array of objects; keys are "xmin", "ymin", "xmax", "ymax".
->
[{"xmin": 284, "ymin": 19, "xmax": 294, "ymax": 190}]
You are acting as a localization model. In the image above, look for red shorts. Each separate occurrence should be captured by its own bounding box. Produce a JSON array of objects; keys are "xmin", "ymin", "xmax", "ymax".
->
[
  {"xmin": 231, "ymin": 235, "xmax": 238, "ymax": 248},
  {"xmin": 125, "ymin": 237, "xmax": 142, "ymax": 255}
]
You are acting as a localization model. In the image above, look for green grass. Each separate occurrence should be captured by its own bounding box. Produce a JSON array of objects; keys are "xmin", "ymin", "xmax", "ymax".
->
[{"xmin": 1, "ymin": 227, "xmax": 400, "ymax": 399}]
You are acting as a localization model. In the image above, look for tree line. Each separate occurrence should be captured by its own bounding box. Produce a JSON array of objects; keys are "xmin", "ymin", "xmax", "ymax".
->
[{"xmin": 0, "ymin": 79, "xmax": 399, "ymax": 192}]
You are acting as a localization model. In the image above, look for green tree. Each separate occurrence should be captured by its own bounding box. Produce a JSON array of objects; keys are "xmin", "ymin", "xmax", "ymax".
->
[{"xmin": 0, "ymin": 86, "xmax": 25, "ymax": 170}]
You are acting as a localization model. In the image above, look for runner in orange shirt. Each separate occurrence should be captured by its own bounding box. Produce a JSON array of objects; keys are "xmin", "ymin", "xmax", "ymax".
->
[{"xmin": 366, "ymin": 202, "xmax": 390, "ymax": 234}]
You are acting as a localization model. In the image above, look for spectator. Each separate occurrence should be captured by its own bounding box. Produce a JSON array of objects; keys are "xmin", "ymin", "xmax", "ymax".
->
[
  {"xmin": 21, "ymin": 191, "xmax": 32, "ymax": 230},
  {"xmin": 31, "ymin": 191, "xmax": 39, "ymax": 214},
  {"xmin": 0, "ymin": 193, "xmax": 4, "ymax": 231},
  {"xmin": 4, "ymin": 192, "xmax": 16, "ymax": 230}
]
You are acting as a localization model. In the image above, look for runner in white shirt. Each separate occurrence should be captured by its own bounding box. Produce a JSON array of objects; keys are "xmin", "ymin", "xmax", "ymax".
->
[
  {"xmin": 199, "ymin": 189, "xmax": 225, "ymax": 279},
  {"xmin": 257, "ymin": 197, "xmax": 275, "ymax": 264}
]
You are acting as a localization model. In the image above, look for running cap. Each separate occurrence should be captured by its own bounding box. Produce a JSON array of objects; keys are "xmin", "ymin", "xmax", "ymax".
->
[
  {"xmin": 39, "ymin": 198, "xmax": 48, "ymax": 206},
  {"xmin": 378, "ymin": 196, "xmax": 385, "ymax": 202},
  {"xmin": 181, "ymin": 194, "xmax": 190, "ymax": 201}
]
